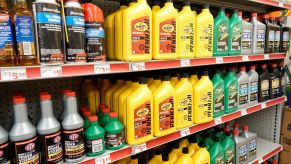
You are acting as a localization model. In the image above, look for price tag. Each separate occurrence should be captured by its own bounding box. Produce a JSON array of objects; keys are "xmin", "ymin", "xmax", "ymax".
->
[
  {"xmin": 41, "ymin": 66, "xmax": 62, "ymax": 77},
  {"xmin": 1, "ymin": 68, "xmax": 27, "ymax": 80},
  {"xmin": 132, "ymin": 143, "xmax": 147, "ymax": 154},
  {"xmin": 180, "ymin": 127, "xmax": 190, "ymax": 137},
  {"xmin": 241, "ymin": 109, "xmax": 248, "ymax": 116},
  {"xmin": 132, "ymin": 62, "xmax": 146, "ymax": 71},
  {"xmin": 279, "ymin": 2, "xmax": 283, "ymax": 7},
  {"xmin": 214, "ymin": 118, "xmax": 223, "ymax": 125},
  {"xmin": 264, "ymin": 54, "xmax": 270, "ymax": 60},
  {"xmin": 261, "ymin": 102, "xmax": 267, "ymax": 109},
  {"xmin": 216, "ymin": 57, "xmax": 223, "ymax": 64},
  {"xmin": 95, "ymin": 154, "xmax": 111, "ymax": 164},
  {"xmin": 180, "ymin": 59, "xmax": 191, "ymax": 67},
  {"xmin": 242, "ymin": 55, "xmax": 249, "ymax": 61},
  {"xmin": 285, "ymin": 96, "xmax": 288, "ymax": 101},
  {"xmin": 94, "ymin": 63, "xmax": 111, "ymax": 73}
]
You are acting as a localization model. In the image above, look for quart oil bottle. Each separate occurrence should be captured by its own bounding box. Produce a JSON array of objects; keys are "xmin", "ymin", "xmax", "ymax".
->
[
  {"xmin": 224, "ymin": 67, "xmax": 238, "ymax": 113},
  {"xmin": 270, "ymin": 17, "xmax": 281, "ymax": 53},
  {"xmin": 262, "ymin": 14, "xmax": 275, "ymax": 53},
  {"xmin": 191, "ymin": 142, "xmax": 210, "ymax": 164},
  {"xmin": 248, "ymin": 65, "xmax": 259, "ymax": 106},
  {"xmin": 237, "ymin": 66, "xmax": 250, "ymax": 109},
  {"xmin": 258, "ymin": 64, "xmax": 270, "ymax": 102},
  {"xmin": 240, "ymin": 11, "xmax": 253, "ymax": 55},
  {"xmin": 251, "ymin": 12, "xmax": 266, "ymax": 54},
  {"xmin": 105, "ymin": 7, "xmax": 116, "ymax": 60},
  {"xmin": 212, "ymin": 70, "xmax": 225, "ymax": 118},
  {"xmin": 277, "ymin": 17, "xmax": 290, "ymax": 52},
  {"xmin": 228, "ymin": 9, "xmax": 242, "ymax": 56}
]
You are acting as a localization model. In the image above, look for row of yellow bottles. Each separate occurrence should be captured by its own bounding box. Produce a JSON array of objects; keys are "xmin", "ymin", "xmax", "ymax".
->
[{"xmin": 81, "ymin": 79, "xmax": 100, "ymax": 115}]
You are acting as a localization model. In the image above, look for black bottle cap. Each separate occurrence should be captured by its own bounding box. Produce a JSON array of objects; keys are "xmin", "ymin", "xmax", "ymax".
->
[
  {"xmin": 131, "ymin": 155, "xmax": 138, "ymax": 159},
  {"xmin": 162, "ymin": 75, "xmax": 170, "ymax": 81},
  {"xmin": 184, "ymin": 1, "xmax": 191, "ymax": 6},
  {"xmin": 155, "ymin": 148, "xmax": 161, "ymax": 155},
  {"xmin": 172, "ymin": 141, "xmax": 179, "ymax": 149},
  {"xmin": 166, "ymin": 0, "xmax": 173, "ymax": 2},
  {"xmin": 139, "ymin": 77, "xmax": 147, "ymax": 84},
  {"xmin": 132, "ymin": 77, "xmax": 139, "ymax": 82},
  {"xmin": 162, "ymin": 154, "xmax": 169, "ymax": 162},
  {"xmin": 214, "ymin": 137, "xmax": 220, "ymax": 142},
  {"xmin": 204, "ymin": 4, "xmax": 209, "ymax": 8},
  {"xmin": 202, "ymin": 71, "xmax": 209, "ymax": 76},
  {"xmin": 181, "ymin": 73, "xmax": 189, "ymax": 78},
  {"xmin": 120, "ymin": 0, "xmax": 129, "ymax": 6},
  {"xmin": 153, "ymin": 0, "xmax": 160, "ymax": 6},
  {"xmin": 215, "ymin": 69, "xmax": 221, "ymax": 74},
  {"xmin": 154, "ymin": 75, "xmax": 161, "ymax": 80},
  {"xmin": 234, "ymin": 9, "xmax": 238, "ymax": 12},
  {"xmin": 220, "ymin": 7, "xmax": 225, "ymax": 11},
  {"xmin": 198, "ymin": 141, "xmax": 206, "ymax": 148},
  {"xmin": 182, "ymin": 147, "xmax": 189, "ymax": 154}
]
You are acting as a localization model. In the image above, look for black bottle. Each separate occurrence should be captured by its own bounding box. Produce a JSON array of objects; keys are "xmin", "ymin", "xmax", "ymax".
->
[
  {"xmin": 259, "ymin": 64, "xmax": 270, "ymax": 102},
  {"xmin": 277, "ymin": 17, "xmax": 290, "ymax": 52},
  {"xmin": 269, "ymin": 63, "xmax": 281, "ymax": 99},
  {"xmin": 262, "ymin": 14, "xmax": 276, "ymax": 53}
]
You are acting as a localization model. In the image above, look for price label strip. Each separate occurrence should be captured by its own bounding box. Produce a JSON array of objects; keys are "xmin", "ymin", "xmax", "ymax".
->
[
  {"xmin": 95, "ymin": 154, "xmax": 111, "ymax": 164},
  {"xmin": 41, "ymin": 66, "xmax": 62, "ymax": 77},
  {"xmin": 180, "ymin": 127, "xmax": 190, "ymax": 137},
  {"xmin": 132, "ymin": 62, "xmax": 146, "ymax": 71},
  {"xmin": 180, "ymin": 59, "xmax": 190, "ymax": 67},
  {"xmin": 1, "ymin": 68, "xmax": 27, "ymax": 80},
  {"xmin": 94, "ymin": 63, "xmax": 111, "ymax": 73},
  {"xmin": 132, "ymin": 143, "xmax": 147, "ymax": 154}
]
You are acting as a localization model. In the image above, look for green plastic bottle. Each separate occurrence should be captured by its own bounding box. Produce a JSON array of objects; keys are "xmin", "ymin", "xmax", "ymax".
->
[
  {"xmin": 209, "ymin": 137, "xmax": 225, "ymax": 164},
  {"xmin": 203, "ymin": 131, "xmax": 213, "ymax": 150},
  {"xmin": 213, "ymin": 126, "xmax": 224, "ymax": 142},
  {"xmin": 99, "ymin": 107, "xmax": 110, "ymax": 127},
  {"xmin": 104, "ymin": 112, "xmax": 125, "ymax": 150},
  {"xmin": 212, "ymin": 70, "xmax": 225, "ymax": 118},
  {"xmin": 213, "ymin": 7, "xmax": 229, "ymax": 56},
  {"xmin": 224, "ymin": 67, "xmax": 238, "ymax": 114},
  {"xmin": 221, "ymin": 131, "xmax": 235, "ymax": 164},
  {"xmin": 85, "ymin": 116, "xmax": 106, "ymax": 157},
  {"xmin": 83, "ymin": 110, "xmax": 91, "ymax": 129},
  {"xmin": 228, "ymin": 9, "xmax": 242, "ymax": 56}
]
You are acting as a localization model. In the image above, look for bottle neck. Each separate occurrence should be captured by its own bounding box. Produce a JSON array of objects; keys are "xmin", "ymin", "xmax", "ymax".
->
[
  {"xmin": 40, "ymin": 100, "xmax": 54, "ymax": 119},
  {"xmin": 165, "ymin": 2, "xmax": 173, "ymax": 7},
  {"xmin": 201, "ymin": 75, "xmax": 209, "ymax": 80},
  {"xmin": 16, "ymin": 0, "xmax": 28, "ymax": 9},
  {"xmin": 180, "ymin": 78, "xmax": 188, "ymax": 82},
  {"xmin": 162, "ymin": 81, "xmax": 171, "ymax": 84},
  {"xmin": 120, "ymin": 5, "xmax": 127, "ymax": 9},
  {"xmin": 110, "ymin": 117, "xmax": 118, "ymax": 122},
  {"xmin": 202, "ymin": 8, "xmax": 210, "ymax": 13},
  {"xmin": 66, "ymin": 96, "xmax": 78, "ymax": 114},
  {"xmin": 0, "ymin": 0, "xmax": 7, "ymax": 8},
  {"xmin": 90, "ymin": 121, "xmax": 99, "ymax": 126},
  {"xmin": 183, "ymin": 6, "xmax": 191, "ymax": 11},
  {"xmin": 14, "ymin": 103, "xmax": 29, "ymax": 123},
  {"xmin": 103, "ymin": 113, "xmax": 109, "ymax": 117}
]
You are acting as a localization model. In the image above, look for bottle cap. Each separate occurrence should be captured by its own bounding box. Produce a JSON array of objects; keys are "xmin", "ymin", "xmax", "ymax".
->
[
  {"xmin": 88, "ymin": 116, "xmax": 98, "ymax": 122},
  {"xmin": 233, "ymin": 129, "xmax": 239, "ymax": 135},
  {"xmin": 162, "ymin": 154, "xmax": 169, "ymax": 161},
  {"xmin": 166, "ymin": 0, "xmax": 173, "ymax": 2},
  {"xmin": 184, "ymin": 1, "xmax": 190, "ymax": 6},
  {"xmin": 162, "ymin": 75, "xmax": 170, "ymax": 81},
  {"xmin": 66, "ymin": 91, "xmax": 76, "ymax": 97},
  {"xmin": 270, "ymin": 17, "xmax": 275, "ymax": 20},
  {"xmin": 202, "ymin": 71, "xmax": 209, "ymax": 76},
  {"xmin": 272, "ymin": 63, "xmax": 277, "ymax": 68},
  {"xmin": 203, "ymin": 4, "xmax": 209, "ymax": 8},
  {"xmin": 182, "ymin": 147, "xmax": 189, "ymax": 154},
  {"xmin": 263, "ymin": 14, "xmax": 269, "ymax": 19},
  {"xmin": 229, "ymin": 67, "xmax": 236, "ymax": 71},
  {"xmin": 12, "ymin": 95, "xmax": 23, "ymax": 100},
  {"xmin": 102, "ymin": 107, "xmax": 110, "ymax": 113},
  {"xmin": 139, "ymin": 77, "xmax": 147, "ymax": 84},
  {"xmin": 261, "ymin": 64, "xmax": 267, "ymax": 69},
  {"xmin": 83, "ymin": 111, "xmax": 91, "ymax": 117},
  {"xmin": 250, "ymin": 65, "xmax": 256, "ymax": 70},
  {"xmin": 109, "ymin": 112, "xmax": 118, "ymax": 118},
  {"xmin": 62, "ymin": 89, "xmax": 71, "ymax": 95},
  {"xmin": 243, "ymin": 125, "xmax": 249, "ymax": 131},
  {"xmin": 279, "ymin": 61, "xmax": 284, "ymax": 67},
  {"xmin": 238, "ymin": 11, "xmax": 242, "ymax": 16},
  {"xmin": 13, "ymin": 97, "xmax": 26, "ymax": 104},
  {"xmin": 220, "ymin": 7, "xmax": 225, "ymax": 11},
  {"xmin": 155, "ymin": 148, "xmax": 161, "ymax": 155},
  {"xmin": 198, "ymin": 141, "xmax": 206, "ymax": 148},
  {"xmin": 40, "ymin": 94, "xmax": 51, "ymax": 100},
  {"xmin": 240, "ymin": 66, "xmax": 246, "ymax": 71},
  {"xmin": 81, "ymin": 106, "xmax": 89, "ymax": 113},
  {"xmin": 120, "ymin": 0, "xmax": 129, "ymax": 6},
  {"xmin": 181, "ymin": 73, "xmax": 189, "ymax": 78},
  {"xmin": 278, "ymin": 17, "xmax": 284, "ymax": 22},
  {"xmin": 154, "ymin": 75, "xmax": 161, "ymax": 80},
  {"xmin": 131, "ymin": 155, "xmax": 138, "ymax": 159},
  {"xmin": 224, "ymin": 127, "xmax": 230, "ymax": 133},
  {"xmin": 99, "ymin": 103, "xmax": 107, "ymax": 110},
  {"xmin": 39, "ymin": 91, "xmax": 49, "ymax": 96},
  {"xmin": 225, "ymin": 122, "xmax": 230, "ymax": 127},
  {"xmin": 12, "ymin": 91, "xmax": 23, "ymax": 96},
  {"xmin": 251, "ymin": 12, "xmax": 257, "ymax": 17},
  {"xmin": 233, "ymin": 122, "xmax": 240, "ymax": 129},
  {"xmin": 172, "ymin": 141, "xmax": 179, "ymax": 149},
  {"xmin": 153, "ymin": 0, "xmax": 160, "ymax": 6}
]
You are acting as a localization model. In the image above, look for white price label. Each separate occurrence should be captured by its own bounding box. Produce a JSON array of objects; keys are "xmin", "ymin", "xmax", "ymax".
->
[
  {"xmin": 214, "ymin": 118, "xmax": 223, "ymax": 125},
  {"xmin": 285, "ymin": 96, "xmax": 288, "ymax": 101},
  {"xmin": 242, "ymin": 55, "xmax": 249, "ymax": 61},
  {"xmin": 264, "ymin": 54, "xmax": 270, "ymax": 59},
  {"xmin": 261, "ymin": 102, "xmax": 267, "ymax": 109},
  {"xmin": 180, "ymin": 59, "xmax": 191, "ymax": 67},
  {"xmin": 132, "ymin": 62, "xmax": 146, "ymax": 71},
  {"xmin": 132, "ymin": 143, "xmax": 147, "ymax": 154},
  {"xmin": 1, "ymin": 68, "xmax": 27, "ymax": 80},
  {"xmin": 94, "ymin": 63, "xmax": 111, "ymax": 73},
  {"xmin": 95, "ymin": 154, "xmax": 111, "ymax": 164},
  {"xmin": 180, "ymin": 127, "xmax": 190, "ymax": 137},
  {"xmin": 241, "ymin": 109, "xmax": 248, "ymax": 116},
  {"xmin": 279, "ymin": 2, "xmax": 283, "ymax": 7},
  {"xmin": 216, "ymin": 57, "xmax": 223, "ymax": 64},
  {"xmin": 41, "ymin": 66, "xmax": 62, "ymax": 77}
]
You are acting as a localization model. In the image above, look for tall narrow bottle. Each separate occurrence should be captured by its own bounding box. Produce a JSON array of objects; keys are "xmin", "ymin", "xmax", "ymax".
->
[
  {"xmin": 224, "ymin": 67, "xmax": 238, "ymax": 113},
  {"xmin": 270, "ymin": 17, "xmax": 280, "ymax": 53},
  {"xmin": 240, "ymin": 11, "xmax": 253, "ymax": 55},
  {"xmin": 258, "ymin": 64, "xmax": 270, "ymax": 102},
  {"xmin": 237, "ymin": 66, "xmax": 250, "ymax": 109},
  {"xmin": 212, "ymin": 70, "xmax": 225, "ymax": 118},
  {"xmin": 262, "ymin": 14, "xmax": 275, "ymax": 53},
  {"xmin": 251, "ymin": 12, "xmax": 266, "ymax": 54},
  {"xmin": 248, "ymin": 65, "xmax": 259, "ymax": 106},
  {"xmin": 228, "ymin": 9, "xmax": 242, "ymax": 56},
  {"xmin": 277, "ymin": 17, "xmax": 290, "ymax": 52},
  {"xmin": 269, "ymin": 63, "xmax": 280, "ymax": 99}
]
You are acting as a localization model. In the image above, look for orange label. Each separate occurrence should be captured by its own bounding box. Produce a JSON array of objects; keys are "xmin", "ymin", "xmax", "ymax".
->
[
  {"xmin": 134, "ymin": 101, "xmax": 151, "ymax": 139},
  {"xmin": 159, "ymin": 96, "xmax": 174, "ymax": 131},
  {"xmin": 159, "ymin": 19, "xmax": 176, "ymax": 53},
  {"xmin": 131, "ymin": 16, "xmax": 150, "ymax": 55}
]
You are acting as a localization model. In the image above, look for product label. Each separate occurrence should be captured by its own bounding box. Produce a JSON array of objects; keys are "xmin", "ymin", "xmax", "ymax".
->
[
  {"xmin": 249, "ymin": 138, "xmax": 257, "ymax": 157},
  {"xmin": 231, "ymin": 23, "xmax": 241, "ymax": 51},
  {"xmin": 260, "ymin": 79, "xmax": 269, "ymax": 99},
  {"xmin": 275, "ymin": 30, "xmax": 280, "ymax": 48},
  {"xmin": 215, "ymin": 154, "xmax": 224, "ymax": 164},
  {"xmin": 197, "ymin": 90, "xmax": 212, "ymax": 120},
  {"xmin": 131, "ymin": 16, "xmax": 150, "ymax": 54},
  {"xmin": 0, "ymin": 14, "xmax": 14, "ymax": 56},
  {"xmin": 225, "ymin": 147, "xmax": 235, "ymax": 164},
  {"xmin": 85, "ymin": 138, "xmax": 104, "ymax": 154},
  {"xmin": 180, "ymin": 22, "xmax": 194, "ymax": 53},
  {"xmin": 198, "ymin": 23, "xmax": 213, "ymax": 54},
  {"xmin": 34, "ymin": 3, "xmax": 64, "ymax": 63},
  {"xmin": 242, "ymin": 28, "xmax": 252, "ymax": 49},
  {"xmin": 257, "ymin": 29, "xmax": 265, "ymax": 49},
  {"xmin": 134, "ymin": 101, "xmax": 151, "ymax": 139},
  {"xmin": 65, "ymin": 7, "xmax": 86, "ymax": 62},
  {"xmin": 217, "ymin": 22, "xmax": 228, "ymax": 52},
  {"xmin": 271, "ymin": 77, "xmax": 280, "ymax": 96},
  {"xmin": 40, "ymin": 131, "xmax": 63, "ymax": 163},
  {"xmin": 214, "ymin": 85, "xmax": 224, "ymax": 113},
  {"xmin": 238, "ymin": 144, "xmax": 248, "ymax": 162},
  {"xmin": 15, "ymin": 16, "xmax": 35, "ymax": 56},
  {"xmin": 160, "ymin": 19, "xmax": 176, "ymax": 53},
  {"xmin": 228, "ymin": 83, "xmax": 238, "ymax": 109},
  {"xmin": 239, "ymin": 83, "xmax": 249, "ymax": 105},
  {"xmin": 85, "ymin": 21, "xmax": 106, "ymax": 62},
  {"xmin": 105, "ymin": 131, "xmax": 125, "ymax": 148},
  {"xmin": 176, "ymin": 93, "xmax": 192, "ymax": 127},
  {"xmin": 268, "ymin": 30, "xmax": 275, "ymax": 49},
  {"xmin": 0, "ymin": 142, "xmax": 10, "ymax": 163},
  {"xmin": 12, "ymin": 136, "xmax": 40, "ymax": 164},
  {"xmin": 159, "ymin": 96, "xmax": 174, "ymax": 131},
  {"xmin": 282, "ymin": 31, "xmax": 290, "ymax": 49},
  {"xmin": 250, "ymin": 81, "xmax": 258, "ymax": 101},
  {"xmin": 63, "ymin": 128, "xmax": 85, "ymax": 160}
]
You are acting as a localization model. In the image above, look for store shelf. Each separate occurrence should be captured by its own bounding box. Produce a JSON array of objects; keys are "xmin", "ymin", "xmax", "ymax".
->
[
  {"xmin": 79, "ymin": 96, "xmax": 286, "ymax": 164},
  {"xmin": 0, "ymin": 53, "xmax": 285, "ymax": 82}
]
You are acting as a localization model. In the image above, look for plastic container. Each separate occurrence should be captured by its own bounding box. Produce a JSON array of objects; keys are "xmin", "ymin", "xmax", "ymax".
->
[
  {"xmin": 104, "ymin": 79, "xmax": 124, "ymax": 108},
  {"xmin": 224, "ymin": 67, "xmax": 239, "ymax": 113},
  {"xmin": 161, "ymin": 154, "xmax": 170, "ymax": 164},
  {"xmin": 100, "ymin": 107, "xmax": 110, "ymax": 127},
  {"xmin": 173, "ymin": 147, "xmax": 194, "ymax": 164},
  {"xmin": 221, "ymin": 131, "xmax": 235, "ymax": 164},
  {"xmin": 262, "ymin": 14, "xmax": 275, "ymax": 53},
  {"xmin": 191, "ymin": 142, "xmax": 210, "ymax": 164},
  {"xmin": 100, "ymin": 78, "xmax": 112, "ymax": 103},
  {"xmin": 269, "ymin": 63, "xmax": 281, "ymax": 99},
  {"xmin": 0, "ymin": 125, "xmax": 10, "ymax": 163},
  {"xmin": 228, "ymin": 9, "xmax": 242, "ymax": 56},
  {"xmin": 258, "ymin": 64, "xmax": 270, "ymax": 102},
  {"xmin": 112, "ymin": 80, "xmax": 132, "ymax": 115},
  {"xmin": 278, "ymin": 17, "xmax": 290, "ymax": 52},
  {"xmin": 152, "ymin": 0, "xmax": 160, "ymax": 13},
  {"xmin": 83, "ymin": 110, "xmax": 91, "ymax": 129},
  {"xmin": 148, "ymin": 148, "xmax": 162, "ymax": 164},
  {"xmin": 81, "ymin": 79, "xmax": 100, "ymax": 115},
  {"xmin": 270, "ymin": 17, "xmax": 280, "ymax": 53},
  {"xmin": 237, "ymin": 66, "xmax": 250, "ymax": 109},
  {"xmin": 240, "ymin": 11, "xmax": 253, "ymax": 55},
  {"xmin": 169, "ymin": 141, "xmax": 180, "ymax": 163},
  {"xmin": 251, "ymin": 13, "xmax": 266, "ymax": 54},
  {"xmin": 105, "ymin": 7, "xmax": 116, "ymax": 59},
  {"xmin": 212, "ymin": 70, "xmax": 225, "ymax": 118},
  {"xmin": 233, "ymin": 129, "xmax": 248, "ymax": 164},
  {"xmin": 209, "ymin": 137, "xmax": 225, "ymax": 164},
  {"xmin": 59, "ymin": 89, "xmax": 71, "ymax": 121},
  {"xmin": 248, "ymin": 65, "xmax": 259, "ymax": 106},
  {"xmin": 241, "ymin": 125, "xmax": 257, "ymax": 162}
]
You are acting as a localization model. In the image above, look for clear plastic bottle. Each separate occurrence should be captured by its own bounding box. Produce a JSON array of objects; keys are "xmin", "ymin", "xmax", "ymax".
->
[{"xmin": 251, "ymin": 13, "xmax": 266, "ymax": 54}]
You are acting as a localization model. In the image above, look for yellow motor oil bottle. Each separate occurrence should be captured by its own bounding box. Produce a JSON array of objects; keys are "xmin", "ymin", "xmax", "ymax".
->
[
  {"xmin": 148, "ymin": 148, "xmax": 162, "ymax": 164},
  {"xmin": 149, "ymin": 76, "xmax": 162, "ymax": 92},
  {"xmin": 153, "ymin": 0, "xmax": 178, "ymax": 60},
  {"xmin": 112, "ymin": 80, "xmax": 132, "ymax": 115},
  {"xmin": 97, "ymin": 78, "xmax": 103, "ymax": 90},
  {"xmin": 191, "ymin": 6, "xmax": 197, "ymax": 18},
  {"xmin": 122, "ymin": 0, "xmax": 152, "ymax": 61},
  {"xmin": 105, "ymin": 10, "xmax": 116, "ymax": 60},
  {"xmin": 195, "ymin": 4, "xmax": 214, "ymax": 58},
  {"xmin": 169, "ymin": 141, "xmax": 181, "ymax": 163},
  {"xmin": 153, "ymin": 75, "xmax": 175, "ymax": 137},
  {"xmin": 188, "ymin": 136, "xmax": 200, "ymax": 156},
  {"xmin": 128, "ymin": 155, "xmax": 138, "ymax": 164},
  {"xmin": 174, "ymin": 73, "xmax": 193, "ymax": 129},
  {"xmin": 114, "ymin": 156, "xmax": 131, "ymax": 164},
  {"xmin": 81, "ymin": 79, "xmax": 100, "ymax": 115},
  {"xmin": 189, "ymin": 72, "xmax": 199, "ymax": 87},
  {"xmin": 191, "ymin": 142, "xmax": 210, "ymax": 164},
  {"xmin": 147, "ymin": 77, "xmax": 154, "ymax": 85},
  {"xmin": 170, "ymin": 75, "xmax": 179, "ymax": 87},
  {"xmin": 100, "ymin": 78, "xmax": 112, "ymax": 103},
  {"xmin": 126, "ymin": 78, "xmax": 153, "ymax": 145},
  {"xmin": 152, "ymin": 1, "xmax": 160, "ymax": 13},
  {"xmin": 173, "ymin": 147, "xmax": 194, "ymax": 164},
  {"xmin": 179, "ymin": 138, "xmax": 190, "ymax": 148},
  {"xmin": 193, "ymin": 71, "xmax": 213, "ymax": 124},
  {"xmin": 177, "ymin": 2, "xmax": 195, "ymax": 58},
  {"xmin": 104, "ymin": 80, "xmax": 124, "ymax": 108}
]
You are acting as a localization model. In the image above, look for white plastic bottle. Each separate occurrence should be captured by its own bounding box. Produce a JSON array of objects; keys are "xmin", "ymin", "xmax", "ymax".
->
[
  {"xmin": 241, "ymin": 125, "xmax": 257, "ymax": 162},
  {"xmin": 240, "ymin": 11, "xmax": 253, "ymax": 55},
  {"xmin": 251, "ymin": 12, "xmax": 266, "ymax": 54},
  {"xmin": 237, "ymin": 66, "xmax": 250, "ymax": 109},
  {"xmin": 248, "ymin": 65, "xmax": 259, "ymax": 106}
]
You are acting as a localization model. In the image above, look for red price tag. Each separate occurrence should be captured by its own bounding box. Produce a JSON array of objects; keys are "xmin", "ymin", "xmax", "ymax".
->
[
  {"xmin": 180, "ymin": 127, "xmax": 190, "ymax": 137},
  {"xmin": 132, "ymin": 62, "xmax": 146, "ymax": 71},
  {"xmin": 95, "ymin": 154, "xmax": 111, "ymax": 164},
  {"xmin": 132, "ymin": 143, "xmax": 147, "ymax": 154},
  {"xmin": 94, "ymin": 63, "xmax": 111, "ymax": 73},
  {"xmin": 41, "ymin": 66, "xmax": 62, "ymax": 77},
  {"xmin": 1, "ymin": 68, "xmax": 27, "ymax": 80}
]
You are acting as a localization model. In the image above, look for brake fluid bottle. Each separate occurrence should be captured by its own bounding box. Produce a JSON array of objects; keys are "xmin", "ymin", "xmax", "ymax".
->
[
  {"xmin": 0, "ymin": 125, "xmax": 10, "ymax": 163},
  {"xmin": 228, "ymin": 9, "xmax": 242, "ymax": 56},
  {"xmin": 248, "ymin": 65, "xmax": 259, "ymax": 106},
  {"xmin": 240, "ymin": 11, "xmax": 253, "ymax": 55},
  {"xmin": 251, "ymin": 13, "xmax": 266, "ymax": 54},
  {"xmin": 237, "ymin": 66, "xmax": 249, "ymax": 109},
  {"xmin": 212, "ymin": 70, "xmax": 225, "ymax": 118}
]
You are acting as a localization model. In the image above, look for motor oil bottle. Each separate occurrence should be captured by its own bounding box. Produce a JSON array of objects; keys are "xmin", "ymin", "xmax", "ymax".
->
[
  {"xmin": 233, "ymin": 129, "xmax": 248, "ymax": 164},
  {"xmin": 152, "ymin": 0, "xmax": 160, "ymax": 13},
  {"xmin": 177, "ymin": 2, "xmax": 195, "ymax": 58},
  {"xmin": 81, "ymin": 79, "xmax": 100, "ymax": 115},
  {"xmin": 251, "ymin": 12, "xmax": 266, "ymax": 54},
  {"xmin": 37, "ymin": 93, "xmax": 63, "ymax": 163},
  {"xmin": 105, "ymin": 9, "xmax": 116, "ymax": 60},
  {"xmin": 148, "ymin": 148, "xmax": 162, "ymax": 164},
  {"xmin": 174, "ymin": 73, "xmax": 193, "ymax": 129},
  {"xmin": 169, "ymin": 141, "xmax": 180, "ymax": 163},
  {"xmin": 195, "ymin": 4, "xmax": 213, "ymax": 58},
  {"xmin": 209, "ymin": 137, "xmax": 225, "ymax": 164},
  {"xmin": 149, "ymin": 76, "xmax": 162, "ymax": 93},
  {"xmin": 193, "ymin": 71, "xmax": 213, "ymax": 124},
  {"xmin": 203, "ymin": 131, "xmax": 214, "ymax": 149},
  {"xmin": 228, "ymin": 9, "xmax": 242, "ymax": 56},
  {"xmin": 83, "ymin": 110, "xmax": 91, "ymax": 129},
  {"xmin": 278, "ymin": 62, "xmax": 286, "ymax": 96},
  {"xmin": 126, "ymin": 78, "xmax": 153, "ymax": 145},
  {"xmin": 104, "ymin": 79, "xmax": 124, "ymax": 108},
  {"xmin": 270, "ymin": 17, "xmax": 280, "ymax": 53},
  {"xmin": 189, "ymin": 72, "xmax": 199, "ymax": 86},
  {"xmin": 241, "ymin": 125, "xmax": 257, "ymax": 162},
  {"xmin": 269, "ymin": 63, "xmax": 281, "ymax": 99},
  {"xmin": 213, "ymin": 7, "xmax": 229, "ymax": 56},
  {"xmin": 170, "ymin": 74, "xmax": 179, "ymax": 86},
  {"xmin": 85, "ymin": 116, "xmax": 105, "ymax": 157},
  {"xmin": 153, "ymin": 75, "xmax": 175, "ymax": 137},
  {"xmin": 62, "ymin": 91, "xmax": 85, "ymax": 162},
  {"xmin": 12, "ymin": 0, "xmax": 37, "ymax": 66},
  {"xmin": 122, "ymin": 0, "xmax": 152, "ymax": 61},
  {"xmin": 278, "ymin": 17, "xmax": 290, "ymax": 52},
  {"xmin": 100, "ymin": 107, "xmax": 110, "ymax": 127},
  {"xmin": 112, "ymin": 80, "xmax": 132, "ymax": 115},
  {"xmin": 83, "ymin": 3, "xmax": 106, "ymax": 62},
  {"xmin": 212, "ymin": 70, "xmax": 225, "ymax": 118},
  {"xmin": 161, "ymin": 154, "xmax": 170, "ymax": 164},
  {"xmin": 153, "ymin": 0, "xmax": 177, "ymax": 60},
  {"xmin": 0, "ymin": 0, "xmax": 15, "ymax": 67},
  {"xmin": 237, "ymin": 66, "xmax": 249, "ymax": 109},
  {"xmin": 259, "ymin": 64, "xmax": 270, "ymax": 102},
  {"xmin": 0, "ymin": 124, "xmax": 10, "ymax": 163},
  {"xmin": 115, "ymin": 157, "xmax": 131, "ymax": 164},
  {"xmin": 240, "ymin": 11, "xmax": 253, "ymax": 55},
  {"xmin": 33, "ymin": 0, "xmax": 64, "ymax": 64},
  {"xmin": 221, "ymin": 131, "xmax": 235, "ymax": 164},
  {"xmin": 9, "ymin": 97, "xmax": 40, "ymax": 164},
  {"xmin": 248, "ymin": 65, "xmax": 259, "ymax": 106},
  {"xmin": 188, "ymin": 136, "xmax": 200, "ymax": 156},
  {"xmin": 192, "ymin": 141, "xmax": 210, "ymax": 164},
  {"xmin": 224, "ymin": 67, "xmax": 238, "ymax": 113},
  {"xmin": 262, "ymin": 14, "xmax": 275, "ymax": 53},
  {"xmin": 179, "ymin": 138, "xmax": 190, "ymax": 148},
  {"xmin": 100, "ymin": 78, "xmax": 112, "ymax": 103},
  {"xmin": 173, "ymin": 147, "xmax": 194, "ymax": 164}
]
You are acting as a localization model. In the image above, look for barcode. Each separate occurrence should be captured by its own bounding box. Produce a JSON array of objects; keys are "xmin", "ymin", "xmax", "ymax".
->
[
  {"xmin": 23, "ymin": 42, "xmax": 32, "ymax": 55},
  {"xmin": 92, "ymin": 139, "xmax": 103, "ymax": 153}
]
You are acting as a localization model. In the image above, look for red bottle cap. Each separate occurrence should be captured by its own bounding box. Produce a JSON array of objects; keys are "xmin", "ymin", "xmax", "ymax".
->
[
  {"xmin": 278, "ymin": 17, "xmax": 284, "ymax": 22},
  {"xmin": 240, "ymin": 66, "xmax": 246, "ymax": 72},
  {"xmin": 102, "ymin": 107, "xmax": 110, "ymax": 113},
  {"xmin": 238, "ymin": 11, "xmax": 242, "ymax": 16},
  {"xmin": 13, "ymin": 97, "xmax": 26, "ymax": 104},
  {"xmin": 88, "ymin": 116, "xmax": 98, "ymax": 122},
  {"xmin": 279, "ymin": 61, "xmax": 284, "ymax": 67},
  {"xmin": 62, "ymin": 89, "xmax": 71, "ymax": 95},
  {"xmin": 225, "ymin": 122, "xmax": 230, "ymax": 126},
  {"xmin": 99, "ymin": 103, "xmax": 107, "ymax": 110},
  {"xmin": 81, "ymin": 106, "xmax": 89, "ymax": 113},
  {"xmin": 272, "ymin": 63, "xmax": 277, "ymax": 68},
  {"xmin": 233, "ymin": 129, "xmax": 239, "ymax": 135},
  {"xmin": 233, "ymin": 122, "xmax": 239, "ymax": 129},
  {"xmin": 40, "ymin": 91, "xmax": 49, "ymax": 96},
  {"xmin": 261, "ymin": 64, "xmax": 267, "ymax": 69},
  {"xmin": 251, "ymin": 12, "xmax": 257, "ymax": 17},
  {"xmin": 250, "ymin": 65, "xmax": 256, "ymax": 70},
  {"xmin": 66, "ymin": 91, "xmax": 76, "ymax": 97},
  {"xmin": 12, "ymin": 95, "xmax": 23, "ymax": 100},
  {"xmin": 40, "ymin": 94, "xmax": 51, "ymax": 100},
  {"xmin": 270, "ymin": 17, "xmax": 275, "ymax": 21},
  {"xmin": 242, "ymin": 125, "xmax": 249, "ymax": 131},
  {"xmin": 224, "ymin": 127, "xmax": 230, "ymax": 133},
  {"xmin": 263, "ymin": 14, "xmax": 269, "ymax": 19},
  {"xmin": 109, "ymin": 112, "xmax": 118, "ymax": 118},
  {"xmin": 229, "ymin": 67, "xmax": 236, "ymax": 71},
  {"xmin": 82, "ymin": 3, "xmax": 104, "ymax": 22},
  {"xmin": 83, "ymin": 111, "xmax": 91, "ymax": 117}
]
